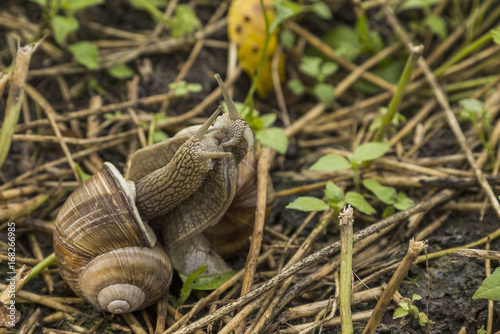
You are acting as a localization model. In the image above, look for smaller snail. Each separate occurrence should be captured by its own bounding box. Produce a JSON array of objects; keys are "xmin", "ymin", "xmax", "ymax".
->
[{"xmin": 128, "ymin": 75, "xmax": 274, "ymax": 278}]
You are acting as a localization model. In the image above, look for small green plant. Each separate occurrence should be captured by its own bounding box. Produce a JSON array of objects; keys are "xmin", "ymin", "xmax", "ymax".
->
[
  {"xmin": 477, "ymin": 325, "xmax": 488, "ymax": 334},
  {"xmin": 287, "ymin": 141, "xmax": 414, "ymax": 215},
  {"xmin": 310, "ymin": 141, "xmax": 391, "ymax": 187},
  {"xmin": 170, "ymin": 265, "xmax": 235, "ymax": 308},
  {"xmin": 30, "ymin": 0, "xmax": 106, "ymax": 70},
  {"xmin": 147, "ymin": 113, "xmax": 170, "ymax": 146},
  {"xmin": 169, "ymin": 265, "xmax": 206, "ymax": 309},
  {"xmin": 369, "ymin": 107, "xmax": 406, "ymax": 132},
  {"xmin": 393, "ymin": 293, "xmax": 428, "ymax": 327},
  {"xmin": 130, "ymin": 1, "xmax": 201, "ymax": 38},
  {"xmin": 473, "ymin": 267, "xmax": 500, "ymax": 301},
  {"xmin": 398, "ymin": 0, "xmax": 447, "ymax": 39},
  {"xmin": 459, "ymin": 98, "xmax": 495, "ymax": 165},
  {"xmin": 362, "ymin": 178, "xmax": 414, "ymax": 217},
  {"xmin": 288, "ymin": 56, "xmax": 337, "ymax": 105},
  {"xmin": 168, "ymin": 81, "xmax": 203, "ymax": 97}
]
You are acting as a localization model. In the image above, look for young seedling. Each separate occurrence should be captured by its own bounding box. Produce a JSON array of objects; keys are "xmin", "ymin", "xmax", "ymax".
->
[
  {"xmin": 287, "ymin": 142, "xmax": 407, "ymax": 216},
  {"xmin": 310, "ymin": 141, "xmax": 391, "ymax": 187},
  {"xmin": 393, "ymin": 293, "xmax": 428, "ymax": 327},
  {"xmin": 459, "ymin": 98, "xmax": 495, "ymax": 166},
  {"xmin": 288, "ymin": 56, "xmax": 338, "ymax": 105}
]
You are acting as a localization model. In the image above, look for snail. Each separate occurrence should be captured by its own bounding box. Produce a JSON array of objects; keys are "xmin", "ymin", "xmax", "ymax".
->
[
  {"xmin": 53, "ymin": 74, "xmax": 274, "ymax": 314},
  {"xmin": 127, "ymin": 74, "xmax": 273, "ymax": 278},
  {"xmin": 53, "ymin": 95, "xmax": 233, "ymax": 313}
]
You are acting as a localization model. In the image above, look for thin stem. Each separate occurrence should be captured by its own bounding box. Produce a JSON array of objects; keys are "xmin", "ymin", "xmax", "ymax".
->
[
  {"xmin": 434, "ymin": 26, "xmax": 498, "ymax": 76},
  {"xmin": 25, "ymin": 253, "xmax": 56, "ymax": 284},
  {"xmin": 373, "ymin": 44, "xmax": 422, "ymax": 142}
]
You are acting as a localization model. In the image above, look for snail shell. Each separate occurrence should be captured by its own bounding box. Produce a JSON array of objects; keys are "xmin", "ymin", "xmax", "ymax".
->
[
  {"xmin": 204, "ymin": 150, "xmax": 275, "ymax": 258},
  {"xmin": 53, "ymin": 163, "xmax": 172, "ymax": 313}
]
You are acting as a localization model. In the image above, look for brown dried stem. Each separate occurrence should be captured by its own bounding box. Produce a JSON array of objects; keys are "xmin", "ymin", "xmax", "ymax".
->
[{"xmin": 363, "ymin": 239, "xmax": 427, "ymax": 334}]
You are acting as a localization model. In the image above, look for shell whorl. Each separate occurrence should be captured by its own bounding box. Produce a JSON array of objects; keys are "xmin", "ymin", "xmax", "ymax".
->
[
  {"xmin": 53, "ymin": 163, "xmax": 172, "ymax": 313},
  {"xmin": 79, "ymin": 245, "xmax": 172, "ymax": 313}
]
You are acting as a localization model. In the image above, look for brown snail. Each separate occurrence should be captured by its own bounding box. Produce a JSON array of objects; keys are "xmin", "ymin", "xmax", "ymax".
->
[
  {"xmin": 127, "ymin": 74, "xmax": 271, "ymax": 278},
  {"xmin": 53, "ymin": 74, "xmax": 274, "ymax": 314}
]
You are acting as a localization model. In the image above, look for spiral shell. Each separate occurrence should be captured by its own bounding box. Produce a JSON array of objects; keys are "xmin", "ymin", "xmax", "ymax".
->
[
  {"xmin": 53, "ymin": 162, "xmax": 172, "ymax": 313},
  {"xmin": 204, "ymin": 150, "xmax": 275, "ymax": 258}
]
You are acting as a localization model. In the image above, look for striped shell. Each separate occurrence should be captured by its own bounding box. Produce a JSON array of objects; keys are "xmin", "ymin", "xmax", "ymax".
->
[{"xmin": 53, "ymin": 162, "xmax": 172, "ymax": 313}]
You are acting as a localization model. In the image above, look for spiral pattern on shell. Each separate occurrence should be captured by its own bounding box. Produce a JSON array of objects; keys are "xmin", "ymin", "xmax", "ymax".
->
[{"xmin": 53, "ymin": 163, "xmax": 172, "ymax": 313}]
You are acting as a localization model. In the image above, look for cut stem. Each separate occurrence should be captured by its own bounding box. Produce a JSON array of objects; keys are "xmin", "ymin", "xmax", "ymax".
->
[
  {"xmin": 0, "ymin": 42, "xmax": 41, "ymax": 168},
  {"xmin": 339, "ymin": 206, "xmax": 354, "ymax": 334},
  {"xmin": 363, "ymin": 239, "xmax": 426, "ymax": 334}
]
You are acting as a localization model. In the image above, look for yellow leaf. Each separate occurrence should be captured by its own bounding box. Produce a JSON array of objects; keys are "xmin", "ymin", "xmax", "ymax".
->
[{"xmin": 228, "ymin": 0, "xmax": 285, "ymax": 97}]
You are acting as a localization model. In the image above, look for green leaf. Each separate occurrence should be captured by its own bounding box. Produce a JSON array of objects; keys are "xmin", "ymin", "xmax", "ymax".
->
[
  {"xmin": 345, "ymin": 192, "xmax": 376, "ymax": 215},
  {"xmin": 286, "ymin": 196, "xmax": 329, "ymax": 212},
  {"xmin": 321, "ymin": 62, "xmax": 338, "ymax": 77},
  {"xmin": 398, "ymin": 301, "xmax": 410, "ymax": 310},
  {"xmin": 412, "ymin": 293, "xmax": 422, "ymax": 301},
  {"xmin": 350, "ymin": 142, "xmax": 391, "ymax": 163},
  {"xmin": 64, "ymin": 0, "xmax": 104, "ymax": 11},
  {"xmin": 260, "ymin": 114, "xmax": 276, "ymax": 128},
  {"xmin": 310, "ymin": 154, "xmax": 351, "ymax": 172},
  {"xmin": 473, "ymin": 267, "xmax": 500, "ymax": 300},
  {"xmin": 425, "ymin": 15, "xmax": 447, "ymax": 39},
  {"xmin": 280, "ymin": 30, "xmax": 296, "ymax": 49},
  {"xmin": 177, "ymin": 265, "xmax": 206, "ymax": 307},
  {"xmin": 187, "ymin": 83, "xmax": 203, "ymax": 93},
  {"xmin": 68, "ymin": 41, "xmax": 99, "ymax": 70},
  {"xmin": 382, "ymin": 206, "xmax": 395, "ymax": 218},
  {"xmin": 394, "ymin": 192, "xmax": 415, "ymax": 210},
  {"xmin": 179, "ymin": 269, "xmax": 235, "ymax": 291},
  {"xmin": 271, "ymin": 0, "xmax": 302, "ymax": 33},
  {"xmin": 393, "ymin": 307, "xmax": 409, "ymax": 319},
  {"xmin": 492, "ymin": 27, "xmax": 500, "ymax": 45},
  {"xmin": 325, "ymin": 181, "xmax": 344, "ymax": 203},
  {"xmin": 310, "ymin": 2, "xmax": 332, "ymax": 20},
  {"xmin": 478, "ymin": 325, "xmax": 488, "ymax": 334},
  {"xmin": 153, "ymin": 130, "xmax": 169, "ymax": 144},
  {"xmin": 299, "ymin": 57, "xmax": 322, "ymax": 78},
  {"xmin": 399, "ymin": 0, "xmax": 443, "ymax": 10},
  {"xmin": 130, "ymin": 0, "xmax": 167, "ymax": 25},
  {"xmin": 130, "ymin": 0, "xmax": 168, "ymax": 10},
  {"xmin": 107, "ymin": 64, "xmax": 135, "ymax": 79},
  {"xmin": 313, "ymin": 83, "xmax": 335, "ymax": 105},
  {"xmin": 287, "ymin": 78, "xmax": 305, "ymax": 95},
  {"xmin": 170, "ymin": 4, "xmax": 202, "ymax": 38},
  {"xmin": 255, "ymin": 127, "xmax": 289, "ymax": 154},
  {"xmin": 74, "ymin": 163, "xmax": 91, "ymax": 182},
  {"xmin": 318, "ymin": 26, "xmax": 361, "ymax": 62},
  {"xmin": 356, "ymin": 11, "xmax": 384, "ymax": 54},
  {"xmin": 362, "ymin": 178, "xmax": 397, "ymax": 205},
  {"xmin": 459, "ymin": 98, "xmax": 487, "ymax": 119},
  {"xmin": 51, "ymin": 15, "xmax": 79, "ymax": 45},
  {"xmin": 418, "ymin": 312, "xmax": 428, "ymax": 326},
  {"xmin": 169, "ymin": 81, "xmax": 202, "ymax": 96}
]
